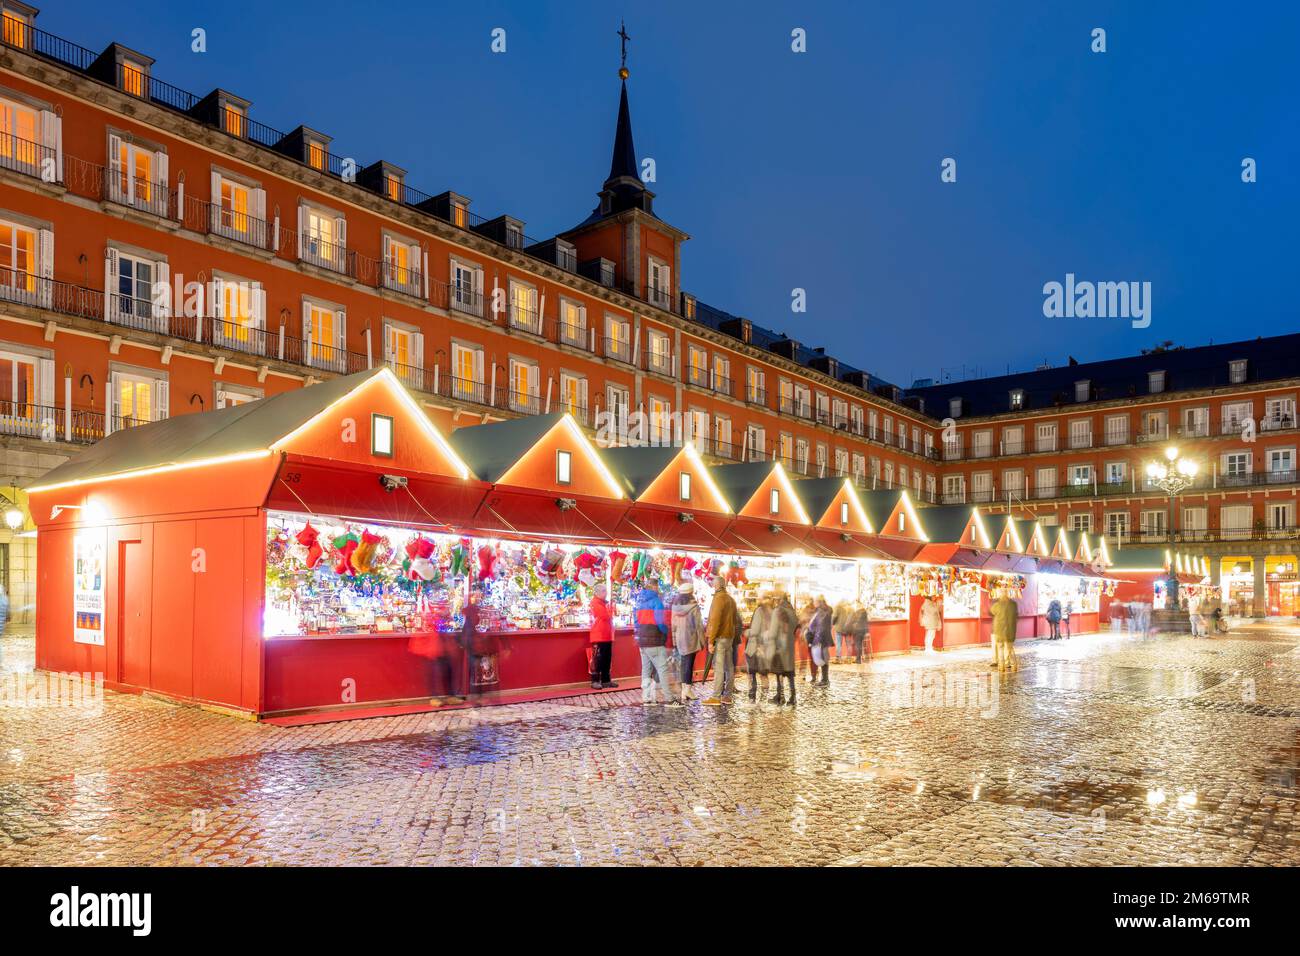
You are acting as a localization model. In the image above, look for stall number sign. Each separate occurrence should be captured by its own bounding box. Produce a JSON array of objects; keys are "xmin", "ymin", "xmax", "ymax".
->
[{"xmin": 73, "ymin": 528, "xmax": 107, "ymax": 645}]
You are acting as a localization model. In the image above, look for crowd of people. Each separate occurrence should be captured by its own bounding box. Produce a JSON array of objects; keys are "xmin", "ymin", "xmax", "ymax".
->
[{"xmin": 611, "ymin": 575, "xmax": 886, "ymax": 707}]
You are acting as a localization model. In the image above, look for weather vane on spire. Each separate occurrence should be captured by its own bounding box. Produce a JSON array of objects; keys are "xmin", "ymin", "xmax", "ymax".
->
[{"xmin": 617, "ymin": 20, "xmax": 631, "ymax": 80}]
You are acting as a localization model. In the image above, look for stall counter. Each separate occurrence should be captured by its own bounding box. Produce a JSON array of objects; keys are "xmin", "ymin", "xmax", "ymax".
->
[{"xmin": 263, "ymin": 627, "xmax": 642, "ymax": 714}]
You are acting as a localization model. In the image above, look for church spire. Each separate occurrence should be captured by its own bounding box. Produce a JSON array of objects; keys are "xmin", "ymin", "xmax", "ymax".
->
[{"xmin": 606, "ymin": 20, "xmax": 639, "ymax": 189}]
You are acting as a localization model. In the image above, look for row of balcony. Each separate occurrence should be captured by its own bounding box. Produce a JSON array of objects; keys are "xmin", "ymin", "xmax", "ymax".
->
[
  {"xmin": 940, "ymin": 468, "xmax": 1300, "ymax": 506},
  {"xmin": 941, "ymin": 415, "xmax": 1298, "ymax": 462}
]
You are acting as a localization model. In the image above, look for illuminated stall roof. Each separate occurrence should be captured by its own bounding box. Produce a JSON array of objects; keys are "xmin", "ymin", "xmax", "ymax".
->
[
  {"xmin": 860, "ymin": 489, "xmax": 927, "ymax": 541},
  {"xmin": 991, "ymin": 514, "xmax": 1028, "ymax": 554},
  {"xmin": 1010, "ymin": 518, "xmax": 1052, "ymax": 557},
  {"xmin": 31, "ymin": 368, "xmax": 468, "ymax": 495},
  {"xmin": 449, "ymin": 412, "xmax": 623, "ymax": 499},
  {"xmin": 914, "ymin": 504, "xmax": 997, "ymax": 569},
  {"xmin": 603, "ymin": 444, "xmax": 734, "ymax": 550},
  {"xmin": 1050, "ymin": 527, "xmax": 1075, "ymax": 560},
  {"xmin": 794, "ymin": 477, "xmax": 873, "ymax": 533},
  {"xmin": 710, "ymin": 461, "xmax": 810, "ymax": 524},
  {"xmin": 602, "ymin": 444, "xmax": 730, "ymax": 513},
  {"xmin": 1105, "ymin": 546, "xmax": 1172, "ymax": 573}
]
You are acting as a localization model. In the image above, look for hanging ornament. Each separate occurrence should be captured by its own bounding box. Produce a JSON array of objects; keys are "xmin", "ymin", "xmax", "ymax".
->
[
  {"xmin": 296, "ymin": 522, "xmax": 324, "ymax": 569},
  {"xmin": 352, "ymin": 530, "xmax": 382, "ymax": 575},
  {"xmin": 572, "ymin": 548, "xmax": 601, "ymax": 587},
  {"xmin": 331, "ymin": 532, "xmax": 360, "ymax": 575},
  {"xmin": 608, "ymin": 549, "xmax": 628, "ymax": 582}
]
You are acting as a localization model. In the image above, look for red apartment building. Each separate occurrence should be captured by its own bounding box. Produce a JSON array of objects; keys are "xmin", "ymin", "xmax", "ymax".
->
[{"xmin": 0, "ymin": 4, "xmax": 1294, "ymax": 619}]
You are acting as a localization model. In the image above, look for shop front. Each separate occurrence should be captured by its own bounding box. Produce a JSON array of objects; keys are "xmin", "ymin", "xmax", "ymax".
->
[
  {"xmin": 31, "ymin": 369, "xmax": 1118, "ymax": 722},
  {"xmin": 1265, "ymin": 555, "xmax": 1298, "ymax": 617}
]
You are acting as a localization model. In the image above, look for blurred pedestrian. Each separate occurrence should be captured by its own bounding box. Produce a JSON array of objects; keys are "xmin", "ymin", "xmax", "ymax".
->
[
  {"xmin": 635, "ymin": 579, "xmax": 676, "ymax": 705},
  {"xmin": 991, "ymin": 592, "xmax": 1019, "ymax": 672},
  {"xmin": 589, "ymin": 590, "xmax": 617, "ymax": 689},
  {"xmin": 745, "ymin": 595, "xmax": 775, "ymax": 702},
  {"xmin": 920, "ymin": 595, "xmax": 943, "ymax": 654},
  {"xmin": 846, "ymin": 601, "xmax": 871, "ymax": 664},
  {"xmin": 808, "ymin": 595, "xmax": 834, "ymax": 685},
  {"xmin": 832, "ymin": 598, "xmax": 851, "ymax": 661},
  {"xmin": 771, "ymin": 589, "xmax": 799, "ymax": 706},
  {"xmin": 671, "ymin": 584, "xmax": 705, "ymax": 701},
  {"xmin": 701, "ymin": 575, "xmax": 739, "ymax": 706},
  {"xmin": 1046, "ymin": 599, "xmax": 1062, "ymax": 639}
]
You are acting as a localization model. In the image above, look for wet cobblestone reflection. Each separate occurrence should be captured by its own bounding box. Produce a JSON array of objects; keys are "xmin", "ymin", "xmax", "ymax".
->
[{"xmin": 1, "ymin": 625, "xmax": 1296, "ymax": 865}]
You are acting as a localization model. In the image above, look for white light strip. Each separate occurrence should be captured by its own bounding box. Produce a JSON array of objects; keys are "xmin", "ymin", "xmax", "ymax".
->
[
  {"xmin": 896, "ymin": 490, "xmax": 928, "ymax": 541},
  {"xmin": 756, "ymin": 463, "xmax": 810, "ymax": 525},
  {"xmin": 27, "ymin": 449, "xmax": 274, "ymax": 494},
  {"xmin": 969, "ymin": 507, "xmax": 993, "ymax": 549},
  {"xmin": 680, "ymin": 443, "xmax": 732, "ymax": 513},
  {"xmin": 840, "ymin": 479, "xmax": 872, "ymax": 533},
  {"xmin": 496, "ymin": 415, "xmax": 625, "ymax": 499},
  {"xmin": 271, "ymin": 368, "xmax": 472, "ymax": 481}
]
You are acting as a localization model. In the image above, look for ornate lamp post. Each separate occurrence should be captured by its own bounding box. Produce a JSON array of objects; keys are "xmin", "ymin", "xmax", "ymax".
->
[{"xmin": 1145, "ymin": 445, "xmax": 1198, "ymax": 606}]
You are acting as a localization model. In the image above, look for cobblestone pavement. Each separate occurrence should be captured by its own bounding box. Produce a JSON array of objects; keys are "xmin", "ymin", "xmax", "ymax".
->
[{"xmin": 0, "ymin": 623, "xmax": 1297, "ymax": 866}]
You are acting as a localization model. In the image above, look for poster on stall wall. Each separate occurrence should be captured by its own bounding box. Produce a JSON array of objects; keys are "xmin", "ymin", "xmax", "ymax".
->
[{"xmin": 73, "ymin": 527, "xmax": 107, "ymax": 645}]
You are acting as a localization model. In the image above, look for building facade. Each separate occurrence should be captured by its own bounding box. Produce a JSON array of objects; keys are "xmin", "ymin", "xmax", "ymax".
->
[{"xmin": 0, "ymin": 6, "xmax": 1294, "ymax": 620}]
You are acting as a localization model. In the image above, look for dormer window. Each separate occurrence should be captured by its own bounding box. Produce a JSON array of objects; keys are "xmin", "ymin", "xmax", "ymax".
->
[
  {"xmin": 1010, "ymin": 389, "xmax": 1024, "ymax": 410},
  {"xmin": 223, "ymin": 102, "xmax": 246, "ymax": 137},
  {"xmin": 1075, "ymin": 380, "xmax": 1090, "ymax": 402},
  {"xmin": 385, "ymin": 172, "xmax": 403, "ymax": 202},
  {"xmin": 1, "ymin": 3, "xmax": 34, "ymax": 49},
  {"xmin": 1229, "ymin": 359, "xmax": 1247, "ymax": 384},
  {"xmin": 1148, "ymin": 370, "xmax": 1165, "ymax": 394},
  {"xmin": 307, "ymin": 139, "xmax": 327, "ymax": 171},
  {"xmin": 949, "ymin": 397, "xmax": 962, "ymax": 419},
  {"xmin": 120, "ymin": 59, "xmax": 148, "ymax": 97},
  {"xmin": 505, "ymin": 222, "xmax": 523, "ymax": 249},
  {"xmin": 451, "ymin": 198, "xmax": 469, "ymax": 227}
]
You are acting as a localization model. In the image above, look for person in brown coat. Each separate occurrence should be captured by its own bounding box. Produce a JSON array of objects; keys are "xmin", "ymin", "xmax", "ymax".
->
[
  {"xmin": 991, "ymin": 593, "xmax": 1019, "ymax": 672},
  {"xmin": 701, "ymin": 575, "xmax": 740, "ymax": 705}
]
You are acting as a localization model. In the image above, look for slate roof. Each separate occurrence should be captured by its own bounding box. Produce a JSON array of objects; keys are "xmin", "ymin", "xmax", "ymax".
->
[
  {"xmin": 1105, "ymin": 546, "xmax": 1171, "ymax": 571},
  {"xmin": 790, "ymin": 476, "xmax": 852, "ymax": 525},
  {"xmin": 907, "ymin": 333, "xmax": 1300, "ymax": 418},
  {"xmin": 859, "ymin": 489, "xmax": 911, "ymax": 535},
  {"xmin": 445, "ymin": 412, "xmax": 569, "ymax": 484},
  {"xmin": 709, "ymin": 461, "xmax": 782, "ymax": 514},
  {"xmin": 31, "ymin": 369, "xmax": 385, "ymax": 489},
  {"xmin": 916, "ymin": 504, "xmax": 979, "ymax": 545},
  {"xmin": 601, "ymin": 444, "xmax": 684, "ymax": 499}
]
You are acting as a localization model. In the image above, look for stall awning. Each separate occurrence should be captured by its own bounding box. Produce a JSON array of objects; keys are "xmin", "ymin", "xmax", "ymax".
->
[{"xmin": 612, "ymin": 504, "xmax": 734, "ymax": 551}]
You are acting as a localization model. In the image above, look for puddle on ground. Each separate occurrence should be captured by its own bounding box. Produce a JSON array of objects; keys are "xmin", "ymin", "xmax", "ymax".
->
[{"xmin": 1019, "ymin": 662, "xmax": 1229, "ymax": 698}]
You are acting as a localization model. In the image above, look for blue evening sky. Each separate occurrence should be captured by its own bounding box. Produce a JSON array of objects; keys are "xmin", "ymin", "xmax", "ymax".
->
[{"xmin": 44, "ymin": 1, "xmax": 1298, "ymax": 386}]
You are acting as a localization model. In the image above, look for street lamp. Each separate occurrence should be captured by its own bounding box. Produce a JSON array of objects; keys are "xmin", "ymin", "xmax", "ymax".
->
[{"xmin": 1145, "ymin": 445, "xmax": 1198, "ymax": 604}]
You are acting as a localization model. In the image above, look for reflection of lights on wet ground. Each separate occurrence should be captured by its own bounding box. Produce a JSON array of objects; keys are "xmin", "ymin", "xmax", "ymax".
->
[
  {"xmin": 7, "ymin": 748, "xmax": 21, "ymax": 764},
  {"xmin": 1146, "ymin": 788, "xmax": 1166, "ymax": 806},
  {"xmin": 972, "ymin": 784, "xmax": 981, "ymax": 801},
  {"xmin": 915, "ymin": 781, "xmax": 925, "ymax": 795},
  {"xmin": 693, "ymin": 806, "xmax": 711, "ymax": 817},
  {"xmin": 1178, "ymin": 791, "xmax": 1198, "ymax": 808}
]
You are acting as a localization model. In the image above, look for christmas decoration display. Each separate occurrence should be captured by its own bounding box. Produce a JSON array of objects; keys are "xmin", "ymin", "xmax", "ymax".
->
[
  {"xmin": 725, "ymin": 559, "xmax": 748, "ymax": 587},
  {"xmin": 331, "ymin": 532, "xmax": 359, "ymax": 575},
  {"xmin": 295, "ymin": 522, "xmax": 323, "ymax": 569},
  {"xmin": 448, "ymin": 538, "xmax": 472, "ymax": 578},
  {"xmin": 608, "ymin": 550, "xmax": 627, "ymax": 582},
  {"xmin": 572, "ymin": 548, "xmax": 602, "ymax": 586}
]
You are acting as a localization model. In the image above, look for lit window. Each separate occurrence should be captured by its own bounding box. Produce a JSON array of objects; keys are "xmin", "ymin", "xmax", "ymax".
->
[
  {"xmin": 556, "ymin": 449, "xmax": 572, "ymax": 485},
  {"xmin": 899, "ymin": 513, "xmax": 906, "ymax": 533},
  {"xmin": 385, "ymin": 175, "xmax": 402, "ymax": 201},
  {"xmin": 223, "ymin": 103, "xmax": 246, "ymax": 137},
  {"xmin": 1228, "ymin": 359, "xmax": 1247, "ymax": 384},
  {"xmin": 121, "ymin": 61, "xmax": 146, "ymax": 97},
  {"xmin": 1009, "ymin": 389, "xmax": 1024, "ymax": 410},
  {"xmin": 769, "ymin": 488, "xmax": 780, "ymax": 514},
  {"xmin": 451, "ymin": 200, "xmax": 468, "ymax": 227},
  {"xmin": 840, "ymin": 502, "xmax": 849, "ymax": 526},
  {"xmin": 307, "ymin": 141, "xmax": 326, "ymax": 171},
  {"xmin": 2, "ymin": 9, "xmax": 31, "ymax": 48},
  {"xmin": 679, "ymin": 472, "xmax": 691, "ymax": 501},
  {"xmin": 371, "ymin": 414, "xmax": 394, "ymax": 457}
]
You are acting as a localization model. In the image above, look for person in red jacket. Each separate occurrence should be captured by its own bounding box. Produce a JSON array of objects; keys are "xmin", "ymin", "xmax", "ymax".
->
[{"xmin": 589, "ymin": 591, "xmax": 618, "ymax": 689}]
